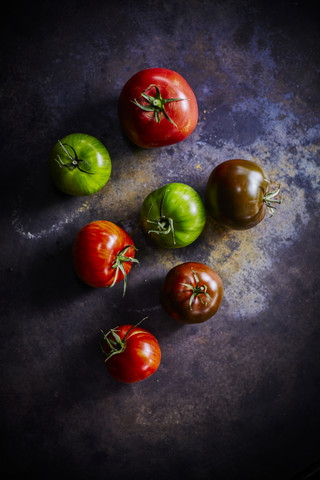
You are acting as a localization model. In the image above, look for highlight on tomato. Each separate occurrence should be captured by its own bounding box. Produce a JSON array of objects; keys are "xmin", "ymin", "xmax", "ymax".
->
[
  {"xmin": 118, "ymin": 68, "xmax": 198, "ymax": 148},
  {"xmin": 72, "ymin": 220, "xmax": 138, "ymax": 296},
  {"xmin": 140, "ymin": 182, "xmax": 206, "ymax": 248},
  {"xmin": 160, "ymin": 262, "xmax": 223, "ymax": 324},
  {"xmin": 101, "ymin": 318, "xmax": 161, "ymax": 383},
  {"xmin": 205, "ymin": 159, "xmax": 282, "ymax": 230},
  {"xmin": 49, "ymin": 133, "xmax": 112, "ymax": 196}
]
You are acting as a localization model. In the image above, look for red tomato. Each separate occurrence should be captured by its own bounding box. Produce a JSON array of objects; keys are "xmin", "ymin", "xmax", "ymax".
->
[
  {"xmin": 72, "ymin": 220, "xmax": 138, "ymax": 295},
  {"xmin": 118, "ymin": 68, "xmax": 198, "ymax": 148},
  {"xmin": 160, "ymin": 262, "xmax": 223, "ymax": 324},
  {"xmin": 102, "ymin": 320, "xmax": 161, "ymax": 383}
]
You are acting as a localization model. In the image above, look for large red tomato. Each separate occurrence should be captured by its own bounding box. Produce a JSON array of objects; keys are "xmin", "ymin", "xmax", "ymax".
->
[
  {"xmin": 102, "ymin": 320, "xmax": 161, "ymax": 383},
  {"xmin": 72, "ymin": 220, "xmax": 138, "ymax": 295},
  {"xmin": 118, "ymin": 68, "xmax": 198, "ymax": 148},
  {"xmin": 160, "ymin": 262, "xmax": 223, "ymax": 324}
]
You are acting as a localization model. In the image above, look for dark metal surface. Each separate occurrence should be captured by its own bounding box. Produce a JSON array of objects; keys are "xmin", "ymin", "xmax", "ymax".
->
[{"xmin": 1, "ymin": 1, "xmax": 320, "ymax": 479}]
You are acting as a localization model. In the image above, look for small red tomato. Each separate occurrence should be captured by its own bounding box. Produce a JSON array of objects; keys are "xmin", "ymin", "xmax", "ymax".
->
[
  {"xmin": 102, "ymin": 319, "xmax": 161, "ymax": 383},
  {"xmin": 72, "ymin": 220, "xmax": 138, "ymax": 295},
  {"xmin": 160, "ymin": 262, "xmax": 223, "ymax": 324},
  {"xmin": 118, "ymin": 68, "xmax": 198, "ymax": 148}
]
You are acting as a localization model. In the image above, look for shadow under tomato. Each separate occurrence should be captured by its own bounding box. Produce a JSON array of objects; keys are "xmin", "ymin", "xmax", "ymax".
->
[
  {"xmin": 109, "ymin": 274, "xmax": 186, "ymax": 339},
  {"xmin": 23, "ymin": 239, "xmax": 84, "ymax": 311}
]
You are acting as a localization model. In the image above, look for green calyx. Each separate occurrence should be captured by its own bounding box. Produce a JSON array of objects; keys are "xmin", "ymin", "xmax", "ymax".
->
[
  {"xmin": 146, "ymin": 189, "xmax": 176, "ymax": 245},
  {"xmin": 180, "ymin": 269, "xmax": 212, "ymax": 310},
  {"xmin": 54, "ymin": 140, "xmax": 94, "ymax": 174},
  {"xmin": 263, "ymin": 180, "xmax": 282, "ymax": 216},
  {"xmin": 147, "ymin": 215, "xmax": 176, "ymax": 245},
  {"xmin": 131, "ymin": 84, "xmax": 185, "ymax": 127},
  {"xmin": 111, "ymin": 245, "xmax": 139, "ymax": 296},
  {"xmin": 101, "ymin": 327, "xmax": 126, "ymax": 362},
  {"xmin": 101, "ymin": 317, "xmax": 147, "ymax": 362}
]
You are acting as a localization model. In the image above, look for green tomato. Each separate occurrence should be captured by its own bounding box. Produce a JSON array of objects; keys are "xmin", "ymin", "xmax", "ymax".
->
[
  {"xmin": 49, "ymin": 133, "xmax": 112, "ymax": 196},
  {"xmin": 140, "ymin": 182, "xmax": 206, "ymax": 248}
]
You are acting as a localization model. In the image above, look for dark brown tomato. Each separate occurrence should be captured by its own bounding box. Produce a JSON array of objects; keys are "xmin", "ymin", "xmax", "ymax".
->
[
  {"xmin": 205, "ymin": 159, "xmax": 281, "ymax": 230},
  {"xmin": 160, "ymin": 262, "xmax": 223, "ymax": 324}
]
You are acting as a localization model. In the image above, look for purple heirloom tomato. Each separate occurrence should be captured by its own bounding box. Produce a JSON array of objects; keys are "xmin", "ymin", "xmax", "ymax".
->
[
  {"xmin": 205, "ymin": 159, "xmax": 282, "ymax": 230},
  {"xmin": 160, "ymin": 262, "xmax": 223, "ymax": 324}
]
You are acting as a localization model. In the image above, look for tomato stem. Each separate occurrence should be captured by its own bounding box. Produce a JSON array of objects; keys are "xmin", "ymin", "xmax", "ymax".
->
[
  {"xmin": 54, "ymin": 141, "xmax": 94, "ymax": 174},
  {"xmin": 263, "ymin": 181, "xmax": 282, "ymax": 216},
  {"xmin": 147, "ymin": 216, "xmax": 176, "ymax": 245},
  {"xmin": 131, "ymin": 84, "xmax": 185, "ymax": 127},
  {"xmin": 111, "ymin": 245, "xmax": 139, "ymax": 296},
  {"xmin": 121, "ymin": 317, "xmax": 147, "ymax": 343},
  {"xmin": 146, "ymin": 191, "xmax": 176, "ymax": 244},
  {"xmin": 101, "ymin": 328, "xmax": 125, "ymax": 362},
  {"xmin": 101, "ymin": 317, "xmax": 148, "ymax": 362},
  {"xmin": 180, "ymin": 269, "xmax": 212, "ymax": 309}
]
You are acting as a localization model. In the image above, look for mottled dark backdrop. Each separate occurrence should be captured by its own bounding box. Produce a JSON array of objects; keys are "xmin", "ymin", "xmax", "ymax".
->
[{"xmin": 1, "ymin": 1, "xmax": 320, "ymax": 479}]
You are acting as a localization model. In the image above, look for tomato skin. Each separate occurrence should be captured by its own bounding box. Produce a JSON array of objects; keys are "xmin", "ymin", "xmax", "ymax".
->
[
  {"xmin": 140, "ymin": 183, "xmax": 206, "ymax": 248},
  {"xmin": 205, "ymin": 159, "xmax": 273, "ymax": 230},
  {"xmin": 49, "ymin": 133, "xmax": 112, "ymax": 196},
  {"xmin": 103, "ymin": 324, "xmax": 161, "ymax": 383},
  {"xmin": 72, "ymin": 221, "xmax": 137, "ymax": 292},
  {"xmin": 118, "ymin": 68, "xmax": 198, "ymax": 148},
  {"xmin": 160, "ymin": 262, "xmax": 223, "ymax": 324}
]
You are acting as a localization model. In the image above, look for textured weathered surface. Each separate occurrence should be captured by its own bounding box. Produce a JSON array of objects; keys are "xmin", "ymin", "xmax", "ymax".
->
[{"xmin": 1, "ymin": 1, "xmax": 320, "ymax": 479}]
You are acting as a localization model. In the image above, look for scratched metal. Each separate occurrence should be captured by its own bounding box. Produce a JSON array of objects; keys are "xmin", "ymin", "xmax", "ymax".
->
[{"xmin": 1, "ymin": 1, "xmax": 320, "ymax": 479}]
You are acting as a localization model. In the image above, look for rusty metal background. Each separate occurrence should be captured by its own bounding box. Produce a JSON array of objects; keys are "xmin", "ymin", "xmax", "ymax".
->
[{"xmin": 1, "ymin": 1, "xmax": 320, "ymax": 479}]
